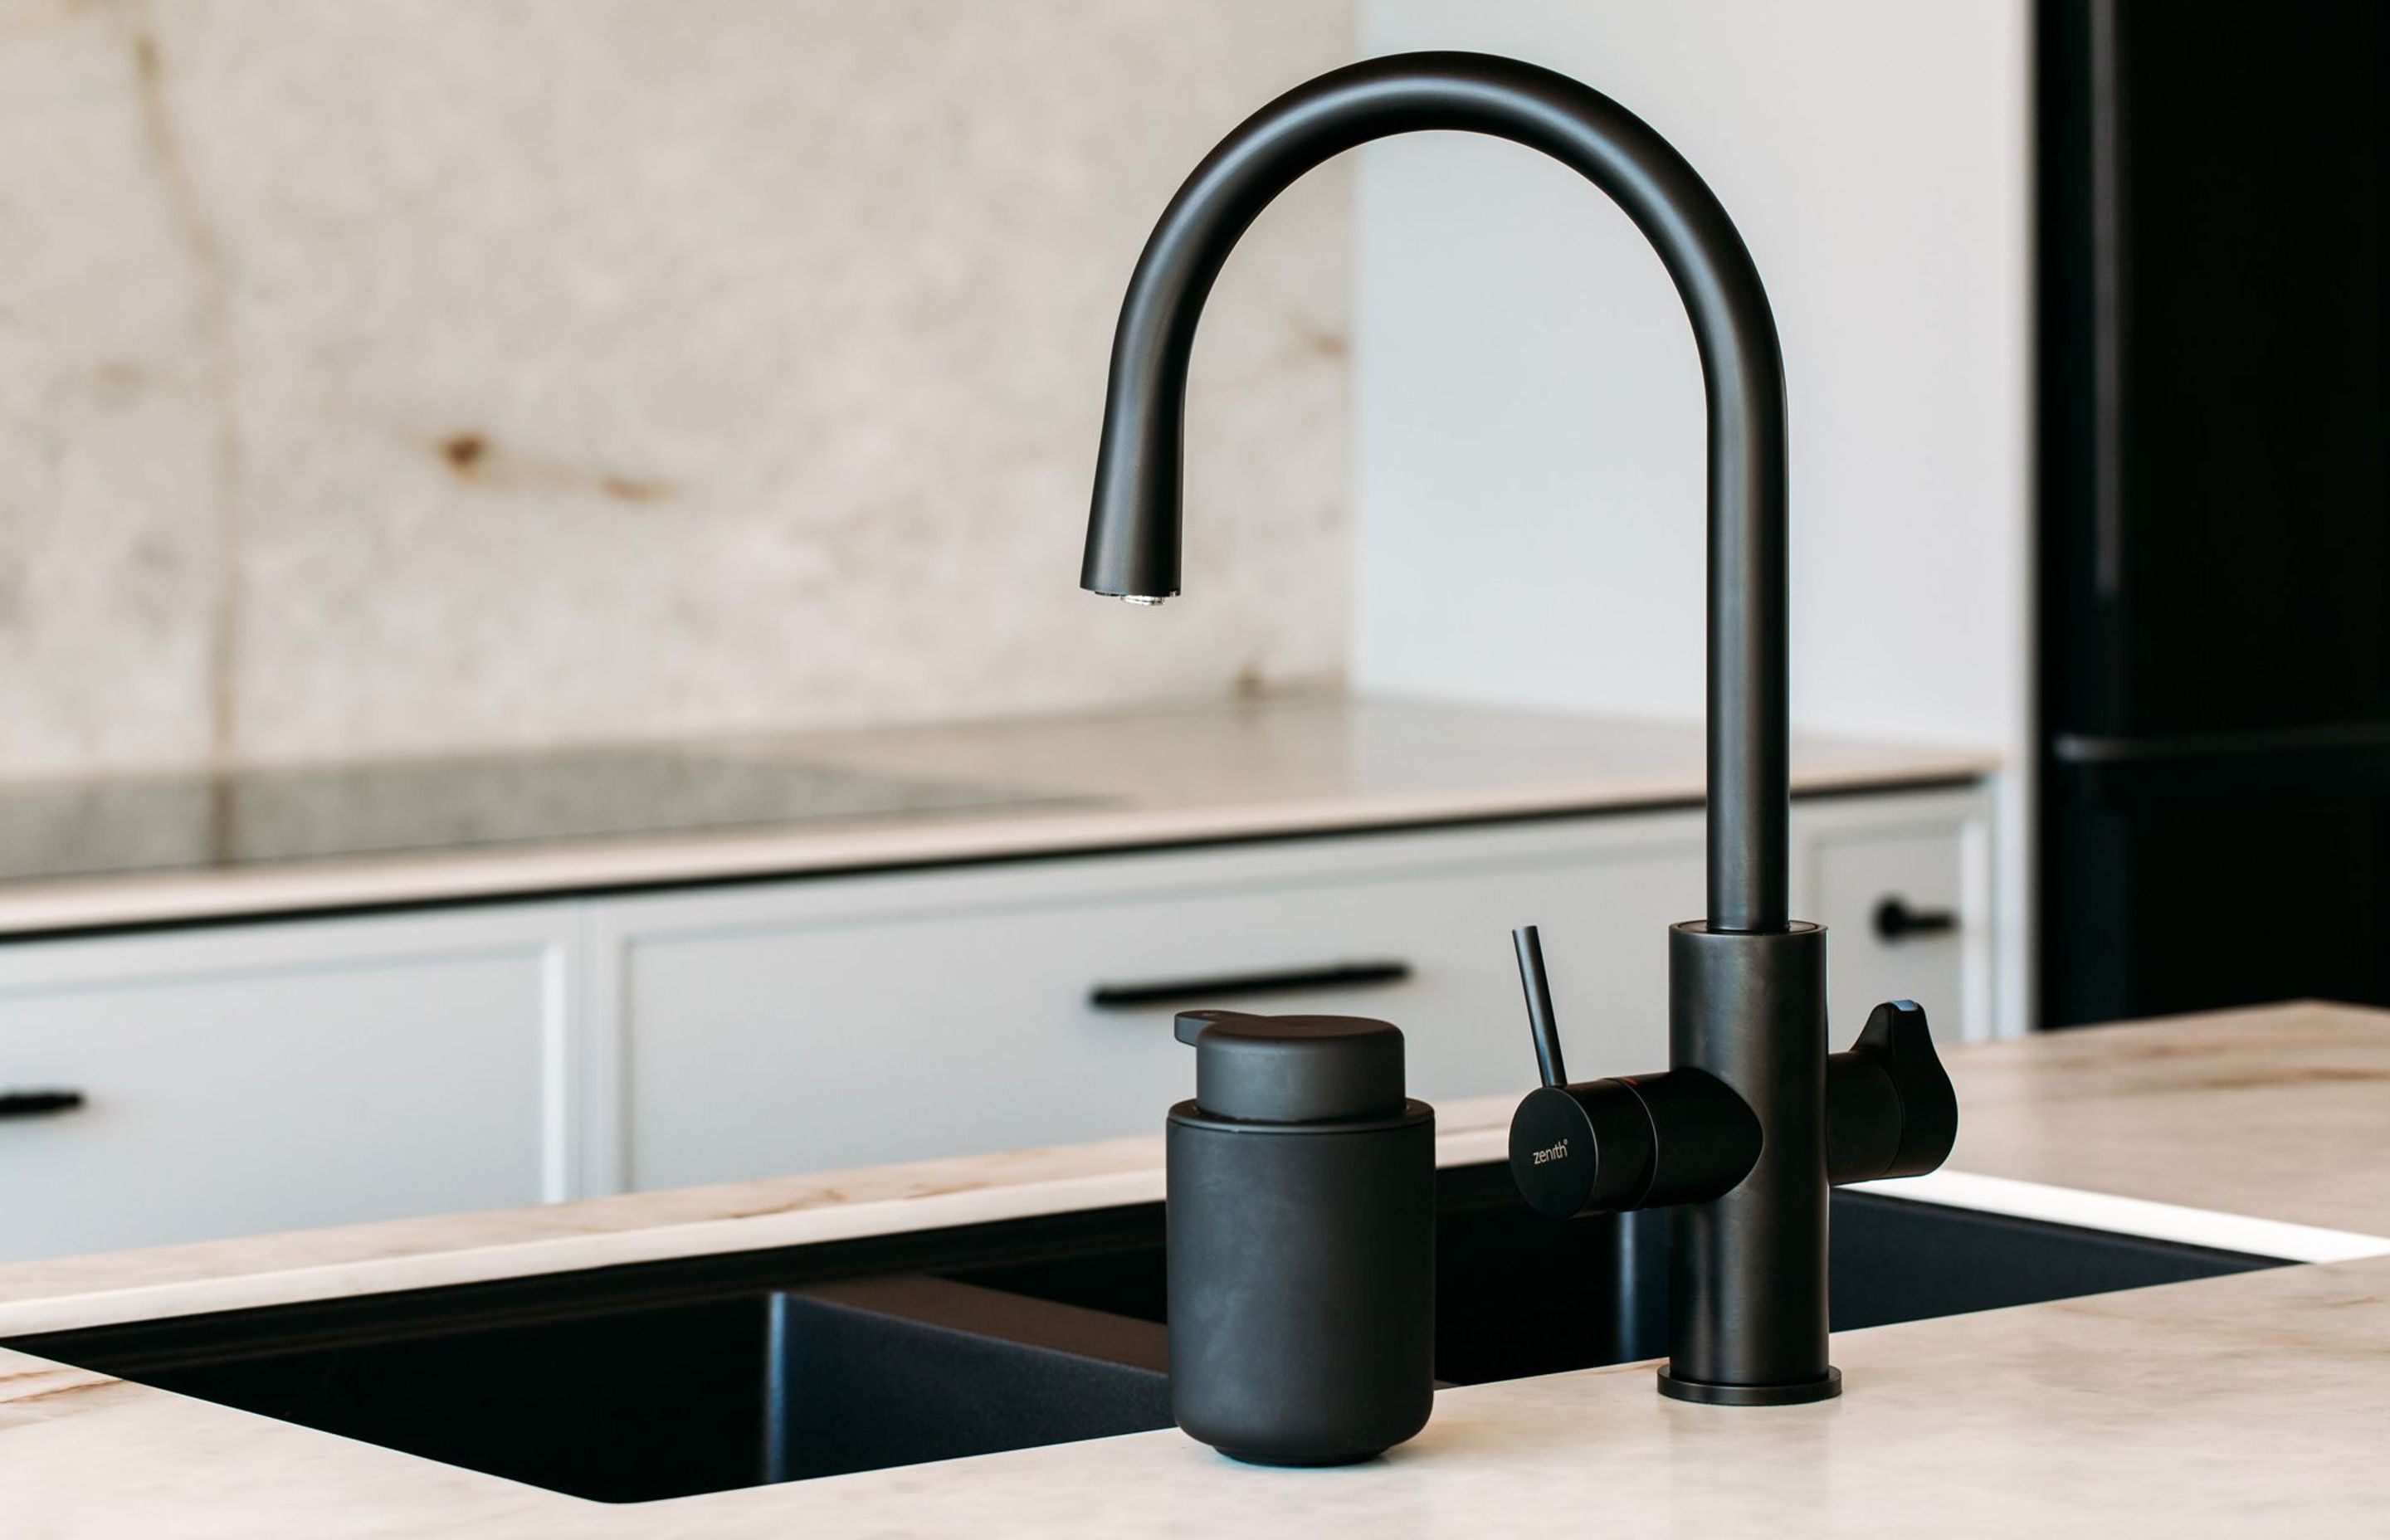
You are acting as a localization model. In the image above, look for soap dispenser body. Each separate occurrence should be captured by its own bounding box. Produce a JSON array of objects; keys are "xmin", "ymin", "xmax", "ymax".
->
[{"xmin": 1163, "ymin": 1010, "xmax": 1435, "ymax": 1466}]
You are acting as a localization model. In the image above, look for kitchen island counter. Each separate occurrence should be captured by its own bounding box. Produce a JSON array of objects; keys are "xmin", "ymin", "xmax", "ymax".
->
[{"xmin": 2, "ymin": 1001, "xmax": 2385, "ymax": 1537}]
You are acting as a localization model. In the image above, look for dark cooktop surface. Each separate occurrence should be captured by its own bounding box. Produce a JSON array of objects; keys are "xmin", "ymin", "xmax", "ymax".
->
[{"xmin": 0, "ymin": 748, "xmax": 1080, "ymax": 885}]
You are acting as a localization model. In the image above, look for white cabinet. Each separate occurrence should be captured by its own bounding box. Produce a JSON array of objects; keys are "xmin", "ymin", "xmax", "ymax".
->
[
  {"xmin": 0, "ymin": 905, "xmax": 577, "ymax": 1262},
  {"xmin": 0, "ymin": 779, "xmax": 1994, "ymax": 1255},
  {"xmin": 586, "ymin": 782, "xmax": 1996, "ymax": 1193},
  {"xmin": 584, "ymin": 814, "xmax": 1710, "ymax": 1192},
  {"xmin": 1794, "ymin": 786, "xmax": 1996, "ymax": 1046}
]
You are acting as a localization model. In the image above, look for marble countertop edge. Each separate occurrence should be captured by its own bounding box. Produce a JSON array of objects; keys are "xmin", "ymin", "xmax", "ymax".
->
[
  {"xmin": 0, "ymin": 1166, "xmax": 1163, "ymax": 1338},
  {"xmin": 1856, "ymin": 1167, "xmax": 2390, "ymax": 1263},
  {"xmin": 7, "ymin": 1044, "xmax": 2388, "ymax": 1341}
]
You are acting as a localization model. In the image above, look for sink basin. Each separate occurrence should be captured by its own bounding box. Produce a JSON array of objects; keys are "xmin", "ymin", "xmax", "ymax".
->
[
  {"xmin": 11, "ymin": 1165, "xmax": 2282, "ymax": 1503},
  {"xmin": 17, "ymin": 1274, "xmax": 1168, "ymax": 1505},
  {"xmin": 953, "ymin": 1165, "xmax": 2285, "ymax": 1385}
]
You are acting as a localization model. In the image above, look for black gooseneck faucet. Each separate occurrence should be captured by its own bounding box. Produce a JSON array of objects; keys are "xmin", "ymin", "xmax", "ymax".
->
[{"xmin": 1080, "ymin": 52, "xmax": 1958, "ymax": 1406}]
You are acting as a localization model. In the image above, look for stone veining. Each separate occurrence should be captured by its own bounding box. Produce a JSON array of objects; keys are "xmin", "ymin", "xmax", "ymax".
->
[
  {"xmin": 0, "ymin": 1, "xmax": 1355, "ymax": 779},
  {"xmin": 432, "ymin": 430, "xmax": 676, "ymax": 505},
  {"xmin": 128, "ymin": 6, "xmax": 244, "ymax": 768}
]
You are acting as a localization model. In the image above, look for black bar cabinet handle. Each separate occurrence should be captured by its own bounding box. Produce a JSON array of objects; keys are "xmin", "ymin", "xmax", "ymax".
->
[
  {"xmin": 0, "ymin": 1089, "xmax": 86, "ymax": 1118},
  {"xmin": 1089, "ymin": 960, "xmax": 1412, "ymax": 1011},
  {"xmin": 1872, "ymin": 897, "xmax": 1958, "ymax": 942}
]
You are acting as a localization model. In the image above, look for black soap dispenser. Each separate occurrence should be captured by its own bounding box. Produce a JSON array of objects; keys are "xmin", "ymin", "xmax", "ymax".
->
[{"xmin": 1165, "ymin": 1008, "xmax": 1436, "ymax": 1466}]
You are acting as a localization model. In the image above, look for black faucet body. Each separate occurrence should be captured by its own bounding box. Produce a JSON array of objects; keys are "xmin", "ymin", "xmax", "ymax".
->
[{"xmin": 1080, "ymin": 52, "xmax": 1955, "ymax": 1404}]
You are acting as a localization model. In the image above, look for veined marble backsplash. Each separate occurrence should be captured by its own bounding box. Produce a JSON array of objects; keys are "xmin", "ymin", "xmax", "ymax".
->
[{"xmin": 0, "ymin": 0, "xmax": 1353, "ymax": 780}]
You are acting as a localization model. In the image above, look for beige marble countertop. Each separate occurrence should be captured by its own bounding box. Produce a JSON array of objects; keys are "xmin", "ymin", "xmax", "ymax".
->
[
  {"xmin": 0, "ymin": 695, "xmax": 1994, "ymax": 934},
  {"xmin": 3, "ymin": 1001, "xmax": 2383, "ymax": 1537}
]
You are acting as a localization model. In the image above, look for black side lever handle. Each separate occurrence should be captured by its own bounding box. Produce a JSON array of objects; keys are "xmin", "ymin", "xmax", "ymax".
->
[
  {"xmin": 1825, "ymin": 1001, "xmax": 1958, "ymax": 1185},
  {"xmin": 1506, "ymin": 925, "xmax": 1758, "ymax": 1220}
]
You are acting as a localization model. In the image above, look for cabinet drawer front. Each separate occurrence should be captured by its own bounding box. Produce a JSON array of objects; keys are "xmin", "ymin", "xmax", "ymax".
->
[
  {"xmin": 1797, "ymin": 791, "xmax": 1992, "ymax": 1045},
  {"xmin": 0, "ymin": 911, "xmax": 569, "ymax": 1262},
  {"xmin": 602, "ymin": 816, "xmax": 1709, "ymax": 1191}
]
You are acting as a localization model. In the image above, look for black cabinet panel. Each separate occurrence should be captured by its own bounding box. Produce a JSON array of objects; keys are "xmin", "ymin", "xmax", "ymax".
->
[
  {"xmin": 2040, "ymin": 0, "xmax": 2390, "ymax": 740},
  {"xmin": 2039, "ymin": 1, "xmax": 2390, "ymax": 1026},
  {"xmin": 2044, "ymin": 770, "xmax": 2390, "ymax": 1024}
]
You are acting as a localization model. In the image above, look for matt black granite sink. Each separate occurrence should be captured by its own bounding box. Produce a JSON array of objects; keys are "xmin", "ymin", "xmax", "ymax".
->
[
  {"xmin": 10, "ymin": 1165, "xmax": 2282, "ymax": 1503},
  {"xmin": 952, "ymin": 1166, "xmax": 2285, "ymax": 1385},
  {"xmin": 12, "ymin": 1268, "xmax": 1172, "ymax": 1505}
]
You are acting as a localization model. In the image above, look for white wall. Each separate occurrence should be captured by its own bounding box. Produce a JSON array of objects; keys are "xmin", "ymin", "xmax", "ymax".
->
[{"xmin": 1349, "ymin": 0, "xmax": 2033, "ymax": 1027}]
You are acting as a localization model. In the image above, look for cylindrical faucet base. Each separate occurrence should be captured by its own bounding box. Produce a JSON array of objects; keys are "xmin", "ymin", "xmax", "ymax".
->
[{"xmin": 1660, "ymin": 920, "xmax": 1838, "ymax": 1403}]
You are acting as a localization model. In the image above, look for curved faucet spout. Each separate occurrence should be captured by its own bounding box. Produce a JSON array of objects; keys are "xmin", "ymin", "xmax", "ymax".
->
[{"xmin": 1080, "ymin": 51, "xmax": 1789, "ymax": 933}]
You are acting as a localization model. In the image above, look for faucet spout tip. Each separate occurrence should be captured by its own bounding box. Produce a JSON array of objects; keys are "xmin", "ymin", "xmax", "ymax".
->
[{"xmin": 1119, "ymin": 594, "xmax": 1169, "ymax": 607}]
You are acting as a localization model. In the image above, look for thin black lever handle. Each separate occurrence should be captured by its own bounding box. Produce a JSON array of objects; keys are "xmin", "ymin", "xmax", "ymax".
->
[
  {"xmin": 1088, "ymin": 959, "xmax": 1410, "ymax": 1011},
  {"xmin": 1873, "ymin": 896, "xmax": 1958, "ymax": 942},
  {"xmin": 1513, "ymin": 925, "xmax": 1568, "ymax": 1089},
  {"xmin": 0, "ymin": 1089, "xmax": 85, "ymax": 1119}
]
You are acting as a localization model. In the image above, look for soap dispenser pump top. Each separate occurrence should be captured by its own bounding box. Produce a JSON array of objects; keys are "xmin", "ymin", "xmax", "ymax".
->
[{"xmin": 1173, "ymin": 1008, "xmax": 1407, "ymax": 1123}]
